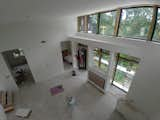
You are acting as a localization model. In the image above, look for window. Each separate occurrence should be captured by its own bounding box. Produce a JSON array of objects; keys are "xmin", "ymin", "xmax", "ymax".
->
[
  {"xmin": 112, "ymin": 54, "xmax": 140, "ymax": 92},
  {"xmin": 100, "ymin": 49, "xmax": 110, "ymax": 71},
  {"xmin": 153, "ymin": 8, "xmax": 160, "ymax": 42},
  {"xmin": 93, "ymin": 48, "xmax": 110, "ymax": 71},
  {"xmin": 88, "ymin": 14, "xmax": 98, "ymax": 34},
  {"xmin": 119, "ymin": 7, "xmax": 153, "ymax": 39},
  {"xmin": 78, "ymin": 16, "xmax": 85, "ymax": 32},
  {"xmin": 78, "ymin": 6, "xmax": 160, "ymax": 42},
  {"xmin": 99, "ymin": 11, "xmax": 117, "ymax": 36}
]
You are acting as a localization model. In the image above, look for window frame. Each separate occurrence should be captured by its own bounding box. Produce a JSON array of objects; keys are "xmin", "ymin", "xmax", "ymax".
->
[
  {"xmin": 77, "ymin": 5, "xmax": 160, "ymax": 42},
  {"xmin": 87, "ymin": 14, "xmax": 99, "ymax": 34},
  {"xmin": 93, "ymin": 48, "xmax": 110, "ymax": 72},
  {"xmin": 78, "ymin": 16, "xmax": 88, "ymax": 32},
  {"xmin": 118, "ymin": 6, "xmax": 154, "ymax": 40},
  {"xmin": 99, "ymin": 10, "xmax": 118, "ymax": 36},
  {"xmin": 152, "ymin": 6, "xmax": 160, "ymax": 42},
  {"xmin": 112, "ymin": 53, "xmax": 140, "ymax": 92},
  {"xmin": 77, "ymin": 16, "xmax": 85, "ymax": 32}
]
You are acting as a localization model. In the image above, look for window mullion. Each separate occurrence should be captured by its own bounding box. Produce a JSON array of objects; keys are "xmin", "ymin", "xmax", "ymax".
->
[
  {"xmin": 97, "ymin": 13, "xmax": 101, "ymax": 34},
  {"xmin": 84, "ymin": 16, "xmax": 88, "ymax": 33},
  {"xmin": 98, "ymin": 49, "xmax": 102, "ymax": 67},
  {"xmin": 114, "ymin": 8, "xmax": 122, "ymax": 36},
  {"xmin": 111, "ymin": 53, "xmax": 119, "ymax": 84},
  {"xmin": 77, "ymin": 17, "xmax": 81, "ymax": 32},
  {"xmin": 147, "ymin": 6, "xmax": 158, "ymax": 41}
]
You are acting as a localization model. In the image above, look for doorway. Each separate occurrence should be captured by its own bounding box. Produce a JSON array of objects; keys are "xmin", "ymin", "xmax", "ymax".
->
[
  {"xmin": 2, "ymin": 49, "xmax": 35, "ymax": 87},
  {"xmin": 77, "ymin": 43, "xmax": 88, "ymax": 70},
  {"xmin": 61, "ymin": 41, "xmax": 73, "ymax": 70}
]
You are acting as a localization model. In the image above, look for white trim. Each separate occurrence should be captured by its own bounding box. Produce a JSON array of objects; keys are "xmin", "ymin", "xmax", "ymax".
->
[{"xmin": 113, "ymin": 81, "xmax": 129, "ymax": 92}]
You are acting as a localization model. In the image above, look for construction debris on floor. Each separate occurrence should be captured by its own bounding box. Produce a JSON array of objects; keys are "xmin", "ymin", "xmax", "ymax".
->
[
  {"xmin": 66, "ymin": 96, "xmax": 76, "ymax": 106},
  {"xmin": 0, "ymin": 91, "xmax": 14, "ymax": 113},
  {"xmin": 50, "ymin": 85, "xmax": 64, "ymax": 96},
  {"xmin": 16, "ymin": 108, "xmax": 32, "ymax": 118}
]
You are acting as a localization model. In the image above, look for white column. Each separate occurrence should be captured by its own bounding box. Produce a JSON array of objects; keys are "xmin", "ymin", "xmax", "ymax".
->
[
  {"xmin": 71, "ymin": 41, "xmax": 78, "ymax": 69},
  {"xmin": 87, "ymin": 47, "xmax": 94, "ymax": 69},
  {"xmin": 104, "ymin": 51, "xmax": 117, "ymax": 92}
]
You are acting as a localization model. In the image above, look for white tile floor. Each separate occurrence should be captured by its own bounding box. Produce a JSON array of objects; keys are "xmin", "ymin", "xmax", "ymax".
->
[
  {"xmin": 7, "ymin": 71, "xmax": 125, "ymax": 120},
  {"xmin": 63, "ymin": 61, "xmax": 73, "ymax": 70}
]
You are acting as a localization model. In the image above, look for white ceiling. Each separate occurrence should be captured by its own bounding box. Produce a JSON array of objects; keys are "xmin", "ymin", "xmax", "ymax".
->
[{"xmin": 0, "ymin": 0, "xmax": 159, "ymax": 24}]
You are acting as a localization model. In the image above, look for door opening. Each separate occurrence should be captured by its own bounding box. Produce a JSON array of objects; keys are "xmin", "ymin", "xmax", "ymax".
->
[
  {"xmin": 61, "ymin": 41, "xmax": 73, "ymax": 70},
  {"xmin": 2, "ymin": 49, "xmax": 35, "ymax": 87},
  {"xmin": 77, "ymin": 43, "xmax": 88, "ymax": 70}
]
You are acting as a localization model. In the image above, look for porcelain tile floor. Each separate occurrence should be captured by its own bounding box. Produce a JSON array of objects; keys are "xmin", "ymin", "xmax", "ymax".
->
[{"xmin": 7, "ymin": 71, "xmax": 125, "ymax": 120}]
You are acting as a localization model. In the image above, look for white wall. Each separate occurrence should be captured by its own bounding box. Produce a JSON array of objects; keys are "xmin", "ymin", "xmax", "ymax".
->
[
  {"xmin": 0, "ymin": 17, "xmax": 76, "ymax": 91},
  {"xmin": 69, "ymin": 33, "xmax": 160, "ymax": 119},
  {"xmin": 0, "ymin": 54, "xmax": 18, "ymax": 91}
]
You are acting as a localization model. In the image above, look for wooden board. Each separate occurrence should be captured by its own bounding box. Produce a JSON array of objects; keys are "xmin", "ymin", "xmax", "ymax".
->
[
  {"xmin": 88, "ymin": 71, "xmax": 105, "ymax": 89},
  {"xmin": 0, "ymin": 91, "xmax": 14, "ymax": 113}
]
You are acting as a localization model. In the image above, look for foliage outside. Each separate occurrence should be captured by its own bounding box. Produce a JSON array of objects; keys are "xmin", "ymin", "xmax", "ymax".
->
[
  {"xmin": 153, "ymin": 8, "xmax": 160, "ymax": 41},
  {"xmin": 119, "ymin": 7, "xmax": 153, "ymax": 39},
  {"xmin": 93, "ymin": 48, "xmax": 110, "ymax": 71},
  {"xmin": 99, "ymin": 11, "xmax": 116, "ymax": 35},
  {"xmin": 114, "ymin": 54, "xmax": 140, "ymax": 87},
  {"xmin": 88, "ymin": 14, "xmax": 98, "ymax": 34},
  {"xmin": 93, "ymin": 49, "xmax": 140, "ymax": 90}
]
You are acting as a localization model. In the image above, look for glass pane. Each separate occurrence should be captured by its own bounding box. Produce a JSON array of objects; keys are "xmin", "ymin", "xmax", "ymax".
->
[
  {"xmin": 119, "ymin": 7, "xmax": 153, "ymax": 39},
  {"xmin": 79, "ymin": 16, "xmax": 85, "ymax": 32},
  {"xmin": 100, "ymin": 50, "xmax": 110, "ymax": 71},
  {"xmin": 99, "ymin": 11, "xmax": 117, "ymax": 35},
  {"xmin": 153, "ymin": 8, "xmax": 160, "ymax": 41},
  {"xmin": 113, "ymin": 54, "xmax": 140, "ymax": 92},
  {"xmin": 88, "ymin": 14, "xmax": 98, "ymax": 34},
  {"xmin": 93, "ymin": 48, "xmax": 99, "ymax": 67}
]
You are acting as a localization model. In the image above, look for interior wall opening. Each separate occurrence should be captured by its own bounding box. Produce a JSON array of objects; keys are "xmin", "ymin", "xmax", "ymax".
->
[
  {"xmin": 61, "ymin": 41, "xmax": 73, "ymax": 70},
  {"xmin": 77, "ymin": 43, "xmax": 88, "ymax": 70},
  {"xmin": 2, "ymin": 48, "xmax": 35, "ymax": 88}
]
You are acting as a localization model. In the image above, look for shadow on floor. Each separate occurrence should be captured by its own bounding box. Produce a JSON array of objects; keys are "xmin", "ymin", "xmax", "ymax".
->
[{"xmin": 107, "ymin": 110, "xmax": 126, "ymax": 120}]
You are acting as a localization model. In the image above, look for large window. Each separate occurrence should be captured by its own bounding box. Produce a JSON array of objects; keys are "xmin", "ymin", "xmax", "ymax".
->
[
  {"xmin": 78, "ymin": 6, "xmax": 160, "ymax": 42},
  {"xmin": 88, "ymin": 14, "xmax": 98, "ymax": 34},
  {"xmin": 153, "ymin": 8, "xmax": 160, "ymax": 41},
  {"xmin": 99, "ymin": 11, "xmax": 117, "ymax": 36},
  {"xmin": 119, "ymin": 7, "xmax": 153, "ymax": 39},
  {"xmin": 112, "ymin": 54, "xmax": 140, "ymax": 92},
  {"xmin": 93, "ymin": 48, "xmax": 110, "ymax": 71}
]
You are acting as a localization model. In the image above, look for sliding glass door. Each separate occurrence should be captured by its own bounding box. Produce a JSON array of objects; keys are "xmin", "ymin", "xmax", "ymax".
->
[{"xmin": 112, "ymin": 54, "xmax": 140, "ymax": 92}]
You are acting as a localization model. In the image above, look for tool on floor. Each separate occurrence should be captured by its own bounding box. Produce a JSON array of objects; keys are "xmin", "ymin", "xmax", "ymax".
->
[
  {"xmin": 50, "ymin": 85, "xmax": 64, "ymax": 96},
  {"xmin": 16, "ymin": 108, "xmax": 32, "ymax": 118},
  {"xmin": 66, "ymin": 96, "xmax": 76, "ymax": 106}
]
